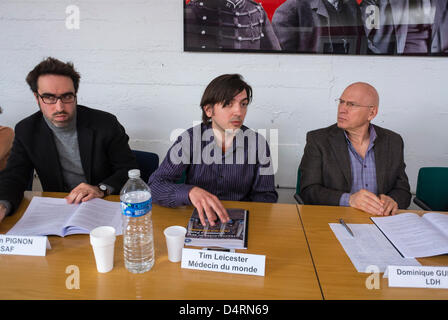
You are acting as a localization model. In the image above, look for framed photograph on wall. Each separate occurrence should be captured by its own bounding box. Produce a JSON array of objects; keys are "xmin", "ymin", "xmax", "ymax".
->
[{"xmin": 184, "ymin": 0, "xmax": 448, "ymax": 56}]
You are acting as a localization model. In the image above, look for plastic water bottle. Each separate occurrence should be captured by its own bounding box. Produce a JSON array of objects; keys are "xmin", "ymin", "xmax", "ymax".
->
[{"xmin": 120, "ymin": 169, "xmax": 154, "ymax": 273}]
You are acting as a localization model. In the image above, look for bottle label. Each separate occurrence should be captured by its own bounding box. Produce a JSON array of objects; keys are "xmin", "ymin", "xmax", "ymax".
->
[{"xmin": 121, "ymin": 199, "xmax": 152, "ymax": 217}]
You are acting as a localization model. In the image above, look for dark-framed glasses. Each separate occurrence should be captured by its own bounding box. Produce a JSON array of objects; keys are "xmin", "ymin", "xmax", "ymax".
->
[
  {"xmin": 37, "ymin": 93, "xmax": 76, "ymax": 104},
  {"xmin": 336, "ymin": 98, "xmax": 373, "ymax": 109}
]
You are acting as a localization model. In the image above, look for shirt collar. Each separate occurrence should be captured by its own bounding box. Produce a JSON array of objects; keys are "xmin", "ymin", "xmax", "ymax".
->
[
  {"xmin": 201, "ymin": 122, "xmax": 246, "ymax": 151},
  {"xmin": 207, "ymin": 0, "xmax": 245, "ymax": 9},
  {"xmin": 326, "ymin": 0, "xmax": 341, "ymax": 10},
  {"xmin": 343, "ymin": 123, "xmax": 377, "ymax": 147}
]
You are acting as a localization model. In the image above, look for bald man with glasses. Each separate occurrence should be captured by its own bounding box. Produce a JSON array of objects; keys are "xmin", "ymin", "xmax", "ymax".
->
[{"xmin": 299, "ymin": 82, "xmax": 411, "ymax": 215}]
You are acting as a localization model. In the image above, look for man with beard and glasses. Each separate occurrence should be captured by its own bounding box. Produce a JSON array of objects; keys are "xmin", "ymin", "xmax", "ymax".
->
[
  {"xmin": 0, "ymin": 57, "xmax": 137, "ymax": 224},
  {"xmin": 149, "ymin": 74, "xmax": 278, "ymax": 226}
]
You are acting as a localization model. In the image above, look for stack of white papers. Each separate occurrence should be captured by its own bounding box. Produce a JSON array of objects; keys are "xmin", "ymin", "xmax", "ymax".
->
[
  {"xmin": 329, "ymin": 223, "xmax": 421, "ymax": 273},
  {"xmin": 371, "ymin": 212, "xmax": 448, "ymax": 258}
]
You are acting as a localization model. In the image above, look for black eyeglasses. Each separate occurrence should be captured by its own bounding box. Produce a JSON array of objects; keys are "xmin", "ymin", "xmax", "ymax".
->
[{"xmin": 37, "ymin": 93, "xmax": 76, "ymax": 104}]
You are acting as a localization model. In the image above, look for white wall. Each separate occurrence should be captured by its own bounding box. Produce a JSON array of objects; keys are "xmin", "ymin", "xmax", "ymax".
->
[{"xmin": 0, "ymin": 0, "xmax": 447, "ymax": 192}]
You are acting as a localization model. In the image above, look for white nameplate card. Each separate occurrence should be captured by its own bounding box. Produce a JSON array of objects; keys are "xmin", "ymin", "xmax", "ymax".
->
[
  {"xmin": 0, "ymin": 235, "xmax": 48, "ymax": 256},
  {"xmin": 388, "ymin": 266, "xmax": 448, "ymax": 289},
  {"xmin": 181, "ymin": 248, "xmax": 266, "ymax": 277}
]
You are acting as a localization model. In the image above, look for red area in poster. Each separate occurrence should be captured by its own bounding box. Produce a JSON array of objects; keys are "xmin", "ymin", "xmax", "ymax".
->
[{"xmin": 184, "ymin": 0, "xmax": 287, "ymax": 21}]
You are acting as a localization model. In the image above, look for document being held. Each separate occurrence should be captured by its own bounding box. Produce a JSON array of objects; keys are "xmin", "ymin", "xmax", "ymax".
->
[
  {"xmin": 7, "ymin": 196, "xmax": 122, "ymax": 237},
  {"xmin": 371, "ymin": 212, "xmax": 448, "ymax": 258}
]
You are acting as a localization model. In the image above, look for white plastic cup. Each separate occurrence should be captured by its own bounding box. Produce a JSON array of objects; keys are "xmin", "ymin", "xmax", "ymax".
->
[
  {"xmin": 164, "ymin": 226, "xmax": 187, "ymax": 262},
  {"xmin": 90, "ymin": 226, "xmax": 116, "ymax": 273}
]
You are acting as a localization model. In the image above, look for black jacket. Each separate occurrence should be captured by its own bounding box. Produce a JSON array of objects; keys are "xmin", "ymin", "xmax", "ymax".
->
[
  {"xmin": 0, "ymin": 105, "xmax": 137, "ymax": 214},
  {"xmin": 272, "ymin": 0, "xmax": 366, "ymax": 54}
]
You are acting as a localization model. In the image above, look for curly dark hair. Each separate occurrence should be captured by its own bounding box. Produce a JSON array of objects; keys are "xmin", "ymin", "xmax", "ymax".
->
[{"xmin": 26, "ymin": 57, "xmax": 81, "ymax": 93}]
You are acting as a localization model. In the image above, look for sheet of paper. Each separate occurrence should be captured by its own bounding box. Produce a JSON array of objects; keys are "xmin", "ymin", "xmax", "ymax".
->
[
  {"xmin": 329, "ymin": 223, "xmax": 421, "ymax": 273},
  {"xmin": 65, "ymin": 198, "xmax": 122, "ymax": 235},
  {"xmin": 423, "ymin": 212, "xmax": 448, "ymax": 238},
  {"xmin": 371, "ymin": 213, "xmax": 448, "ymax": 258},
  {"xmin": 7, "ymin": 197, "xmax": 78, "ymax": 236}
]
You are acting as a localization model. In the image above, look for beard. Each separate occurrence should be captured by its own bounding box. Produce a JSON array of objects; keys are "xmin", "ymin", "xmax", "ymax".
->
[{"xmin": 38, "ymin": 101, "xmax": 76, "ymax": 128}]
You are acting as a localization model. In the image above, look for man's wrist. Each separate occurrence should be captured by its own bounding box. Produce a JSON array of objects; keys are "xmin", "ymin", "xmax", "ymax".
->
[
  {"xmin": 97, "ymin": 183, "xmax": 110, "ymax": 197},
  {"xmin": 340, "ymin": 193, "xmax": 351, "ymax": 207},
  {"xmin": 182, "ymin": 185, "xmax": 196, "ymax": 206}
]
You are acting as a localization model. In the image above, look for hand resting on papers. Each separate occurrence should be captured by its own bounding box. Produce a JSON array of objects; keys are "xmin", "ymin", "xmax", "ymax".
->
[{"xmin": 65, "ymin": 183, "xmax": 104, "ymax": 204}]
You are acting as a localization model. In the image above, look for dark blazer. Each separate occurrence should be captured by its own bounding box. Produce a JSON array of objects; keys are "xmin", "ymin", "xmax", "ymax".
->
[
  {"xmin": 0, "ymin": 105, "xmax": 137, "ymax": 214},
  {"xmin": 299, "ymin": 123, "xmax": 411, "ymax": 209},
  {"xmin": 361, "ymin": 0, "xmax": 448, "ymax": 54},
  {"xmin": 272, "ymin": 0, "xmax": 365, "ymax": 53}
]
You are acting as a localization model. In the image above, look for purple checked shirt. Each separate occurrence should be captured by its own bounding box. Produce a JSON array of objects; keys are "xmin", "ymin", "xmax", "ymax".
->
[
  {"xmin": 339, "ymin": 125, "xmax": 378, "ymax": 206},
  {"xmin": 148, "ymin": 123, "xmax": 278, "ymax": 207}
]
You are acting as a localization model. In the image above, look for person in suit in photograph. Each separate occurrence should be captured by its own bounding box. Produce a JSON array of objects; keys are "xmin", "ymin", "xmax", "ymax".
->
[
  {"xmin": 272, "ymin": 0, "xmax": 366, "ymax": 54},
  {"xmin": 360, "ymin": 0, "xmax": 448, "ymax": 54},
  {"xmin": 185, "ymin": 0, "xmax": 281, "ymax": 51}
]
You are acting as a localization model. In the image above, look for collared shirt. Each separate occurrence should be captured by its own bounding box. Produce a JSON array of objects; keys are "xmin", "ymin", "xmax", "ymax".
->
[
  {"xmin": 339, "ymin": 125, "xmax": 378, "ymax": 206},
  {"xmin": 148, "ymin": 123, "xmax": 278, "ymax": 207}
]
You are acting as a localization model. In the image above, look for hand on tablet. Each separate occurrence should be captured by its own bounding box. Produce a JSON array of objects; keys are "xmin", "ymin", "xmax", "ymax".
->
[{"xmin": 188, "ymin": 187, "xmax": 229, "ymax": 226}]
